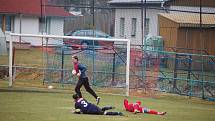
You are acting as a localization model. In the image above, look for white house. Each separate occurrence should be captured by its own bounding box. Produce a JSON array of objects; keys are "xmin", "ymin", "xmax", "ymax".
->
[
  {"xmin": 0, "ymin": 0, "xmax": 72, "ymax": 46},
  {"xmin": 109, "ymin": 0, "xmax": 167, "ymax": 45}
]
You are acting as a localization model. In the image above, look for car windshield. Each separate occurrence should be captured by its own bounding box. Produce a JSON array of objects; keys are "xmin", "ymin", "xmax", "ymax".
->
[
  {"xmin": 95, "ymin": 31, "xmax": 109, "ymax": 37},
  {"xmin": 72, "ymin": 31, "xmax": 85, "ymax": 36},
  {"xmin": 68, "ymin": 30, "xmax": 111, "ymax": 38}
]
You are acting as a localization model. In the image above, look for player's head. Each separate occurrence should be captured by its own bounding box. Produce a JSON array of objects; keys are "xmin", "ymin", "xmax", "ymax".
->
[
  {"xmin": 72, "ymin": 93, "xmax": 79, "ymax": 101},
  {"xmin": 72, "ymin": 55, "xmax": 79, "ymax": 62},
  {"xmin": 136, "ymin": 101, "xmax": 141, "ymax": 105}
]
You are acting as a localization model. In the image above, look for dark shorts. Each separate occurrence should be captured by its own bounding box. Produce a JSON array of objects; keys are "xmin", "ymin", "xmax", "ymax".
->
[{"xmin": 86, "ymin": 105, "xmax": 103, "ymax": 115}]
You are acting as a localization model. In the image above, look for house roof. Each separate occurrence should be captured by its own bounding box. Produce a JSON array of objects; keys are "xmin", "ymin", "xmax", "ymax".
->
[
  {"xmin": 164, "ymin": 0, "xmax": 215, "ymax": 7},
  {"xmin": 0, "ymin": 0, "xmax": 72, "ymax": 17},
  {"xmin": 109, "ymin": 0, "xmax": 165, "ymax": 4},
  {"xmin": 159, "ymin": 13, "xmax": 215, "ymax": 27},
  {"xmin": 108, "ymin": 0, "xmax": 168, "ymax": 8}
]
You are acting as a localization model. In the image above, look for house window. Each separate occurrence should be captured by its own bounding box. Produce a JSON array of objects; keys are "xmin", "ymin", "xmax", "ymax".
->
[
  {"xmin": 47, "ymin": 18, "xmax": 51, "ymax": 34},
  {"xmin": 39, "ymin": 17, "xmax": 51, "ymax": 33},
  {"xmin": 0, "ymin": 15, "xmax": 12, "ymax": 31},
  {"xmin": 39, "ymin": 17, "xmax": 45, "ymax": 33},
  {"xmin": 6, "ymin": 16, "xmax": 12, "ymax": 31},
  {"xmin": 131, "ymin": 18, "xmax": 137, "ymax": 37},
  {"xmin": 0, "ymin": 15, "xmax": 2, "ymax": 30},
  {"xmin": 120, "ymin": 18, "xmax": 125, "ymax": 37},
  {"xmin": 145, "ymin": 18, "xmax": 150, "ymax": 35}
]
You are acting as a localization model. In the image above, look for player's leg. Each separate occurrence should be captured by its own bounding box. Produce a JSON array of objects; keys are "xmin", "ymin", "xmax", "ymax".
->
[
  {"xmin": 101, "ymin": 106, "xmax": 115, "ymax": 111},
  {"xmin": 104, "ymin": 111, "xmax": 123, "ymax": 116},
  {"xmin": 124, "ymin": 99, "xmax": 134, "ymax": 112},
  {"xmin": 87, "ymin": 105, "xmax": 104, "ymax": 115},
  {"xmin": 83, "ymin": 77, "xmax": 100, "ymax": 104},
  {"xmin": 143, "ymin": 108, "xmax": 166, "ymax": 115},
  {"xmin": 124, "ymin": 99, "xmax": 129, "ymax": 109},
  {"xmin": 75, "ymin": 78, "xmax": 84, "ymax": 98}
]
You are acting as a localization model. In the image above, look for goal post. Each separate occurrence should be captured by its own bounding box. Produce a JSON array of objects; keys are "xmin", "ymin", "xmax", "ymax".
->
[{"xmin": 8, "ymin": 33, "xmax": 131, "ymax": 96}]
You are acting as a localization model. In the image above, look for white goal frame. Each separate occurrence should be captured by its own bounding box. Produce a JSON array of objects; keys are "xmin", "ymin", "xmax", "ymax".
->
[{"xmin": 8, "ymin": 33, "xmax": 131, "ymax": 96}]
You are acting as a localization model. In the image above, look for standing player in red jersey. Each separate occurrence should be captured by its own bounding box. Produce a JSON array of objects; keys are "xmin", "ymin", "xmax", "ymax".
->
[{"xmin": 124, "ymin": 99, "xmax": 166, "ymax": 115}]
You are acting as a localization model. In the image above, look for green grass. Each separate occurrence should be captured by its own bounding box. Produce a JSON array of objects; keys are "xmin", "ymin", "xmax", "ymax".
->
[
  {"xmin": 0, "ymin": 86, "xmax": 215, "ymax": 121},
  {"xmin": 0, "ymin": 48, "xmax": 43, "ymax": 66},
  {"xmin": 0, "ymin": 54, "xmax": 8, "ymax": 65},
  {"xmin": 1, "ymin": 48, "xmax": 215, "ymax": 121}
]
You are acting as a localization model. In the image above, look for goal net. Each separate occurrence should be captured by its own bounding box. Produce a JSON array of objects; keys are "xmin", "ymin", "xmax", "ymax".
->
[{"xmin": 8, "ymin": 33, "xmax": 130, "ymax": 96}]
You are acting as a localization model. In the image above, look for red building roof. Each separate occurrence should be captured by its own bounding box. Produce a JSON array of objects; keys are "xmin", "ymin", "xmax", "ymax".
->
[{"xmin": 0, "ymin": 0, "xmax": 72, "ymax": 17}]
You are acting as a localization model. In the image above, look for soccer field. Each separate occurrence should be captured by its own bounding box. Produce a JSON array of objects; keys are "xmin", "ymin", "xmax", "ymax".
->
[{"xmin": 0, "ymin": 87, "xmax": 215, "ymax": 121}]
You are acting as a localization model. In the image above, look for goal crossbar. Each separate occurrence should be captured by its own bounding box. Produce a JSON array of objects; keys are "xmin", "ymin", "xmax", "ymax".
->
[{"xmin": 10, "ymin": 33, "xmax": 129, "ymax": 42}]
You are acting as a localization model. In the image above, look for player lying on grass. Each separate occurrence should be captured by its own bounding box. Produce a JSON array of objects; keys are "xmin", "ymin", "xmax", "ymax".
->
[
  {"xmin": 72, "ymin": 94, "xmax": 123, "ymax": 116},
  {"xmin": 124, "ymin": 99, "xmax": 166, "ymax": 115}
]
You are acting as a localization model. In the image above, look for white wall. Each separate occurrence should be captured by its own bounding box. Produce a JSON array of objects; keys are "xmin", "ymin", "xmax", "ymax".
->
[
  {"xmin": 114, "ymin": 8, "xmax": 165, "ymax": 45},
  {"xmin": 13, "ymin": 15, "xmax": 41, "ymax": 45},
  {"xmin": 0, "ymin": 28, "xmax": 7, "ymax": 55},
  {"xmin": 12, "ymin": 15, "xmax": 64, "ymax": 46},
  {"xmin": 50, "ymin": 17, "xmax": 64, "ymax": 35},
  {"xmin": 14, "ymin": 16, "xmax": 39, "ymax": 34}
]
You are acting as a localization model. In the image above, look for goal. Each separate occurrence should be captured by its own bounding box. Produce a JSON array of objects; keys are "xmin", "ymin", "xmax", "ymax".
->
[{"xmin": 8, "ymin": 33, "xmax": 131, "ymax": 96}]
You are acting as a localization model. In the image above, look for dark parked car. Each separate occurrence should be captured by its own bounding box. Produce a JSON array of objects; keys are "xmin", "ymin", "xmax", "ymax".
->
[{"xmin": 64, "ymin": 29, "xmax": 113, "ymax": 49}]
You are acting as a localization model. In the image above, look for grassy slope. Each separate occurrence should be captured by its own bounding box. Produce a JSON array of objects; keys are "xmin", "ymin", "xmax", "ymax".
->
[{"xmin": 0, "ymin": 88, "xmax": 215, "ymax": 121}]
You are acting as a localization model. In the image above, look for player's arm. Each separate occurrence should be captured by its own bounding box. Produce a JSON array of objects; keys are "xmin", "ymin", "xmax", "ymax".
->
[
  {"xmin": 74, "ymin": 103, "xmax": 82, "ymax": 114},
  {"xmin": 78, "ymin": 64, "xmax": 86, "ymax": 75},
  {"xmin": 75, "ymin": 103, "xmax": 79, "ymax": 109},
  {"xmin": 73, "ymin": 109, "xmax": 82, "ymax": 114}
]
